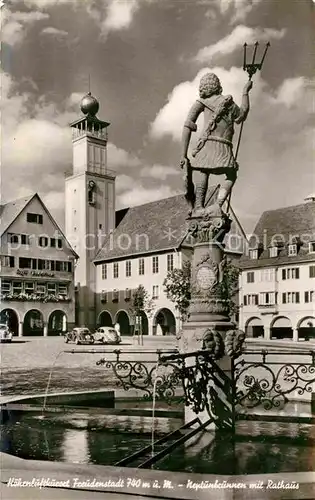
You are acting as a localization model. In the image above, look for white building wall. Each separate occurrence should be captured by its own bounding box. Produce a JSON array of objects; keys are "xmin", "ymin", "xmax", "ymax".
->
[
  {"xmin": 240, "ymin": 261, "xmax": 315, "ymax": 341},
  {"xmin": 95, "ymin": 250, "xmax": 183, "ymax": 335}
]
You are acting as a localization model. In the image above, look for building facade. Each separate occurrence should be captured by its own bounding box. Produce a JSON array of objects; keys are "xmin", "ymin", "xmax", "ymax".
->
[
  {"xmin": 0, "ymin": 194, "xmax": 77, "ymax": 336},
  {"xmin": 65, "ymin": 92, "xmax": 115, "ymax": 329},
  {"xmin": 239, "ymin": 197, "xmax": 315, "ymax": 341},
  {"xmin": 93, "ymin": 194, "xmax": 243, "ymax": 336}
]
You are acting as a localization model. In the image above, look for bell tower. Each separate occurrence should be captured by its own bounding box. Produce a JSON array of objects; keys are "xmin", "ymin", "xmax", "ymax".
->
[{"xmin": 65, "ymin": 93, "xmax": 115, "ymax": 328}]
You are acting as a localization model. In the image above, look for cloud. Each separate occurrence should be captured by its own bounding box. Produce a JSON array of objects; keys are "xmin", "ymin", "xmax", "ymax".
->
[
  {"xmin": 140, "ymin": 164, "xmax": 179, "ymax": 180},
  {"xmin": 104, "ymin": 0, "xmax": 140, "ymax": 31},
  {"xmin": 1, "ymin": 9, "xmax": 49, "ymax": 45},
  {"xmin": 194, "ymin": 25, "xmax": 285, "ymax": 63},
  {"xmin": 206, "ymin": 0, "xmax": 263, "ymax": 24},
  {"xmin": 107, "ymin": 143, "xmax": 142, "ymax": 169},
  {"xmin": 272, "ymin": 77, "xmax": 307, "ymax": 108},
  {"xmin": 117, "ymin": 185, "xmax": 181, "ymax": 208},
  {"xmin": 41, "ymin": 26, "xmax": 69, "ymax": 37}
]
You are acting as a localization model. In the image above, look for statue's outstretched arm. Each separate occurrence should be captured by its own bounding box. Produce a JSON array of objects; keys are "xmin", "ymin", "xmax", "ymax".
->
[{"xmin": 235, "ymin": 80, "xmax": 253, "ymax": 124}]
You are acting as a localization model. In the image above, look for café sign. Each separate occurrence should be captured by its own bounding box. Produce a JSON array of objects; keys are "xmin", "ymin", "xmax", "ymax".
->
[{"xmin": 17, "ymin": 269, "xmax": 55, "ymax": 278}]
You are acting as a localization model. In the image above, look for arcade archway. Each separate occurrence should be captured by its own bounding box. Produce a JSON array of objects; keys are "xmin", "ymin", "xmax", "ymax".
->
[
  {"xmin": 115, "ymin": 310, "xmax": 131, "ymax": 335},
  {"xmin": 98, "ymin": 311, "xmax": 113, "ymax": 327},
  {"xmin": 153, "ymin": 308, "xmax": 176, "ymax": 336},
  {"xmin": 271, "ymin": 316, "xmax": 292, "ymax": 340},
  {"xmin": 48, "ymin": 310, "xmax": 67, "ymax": 336},
  {"xmin": 245, "ymin": 317, "xmax": 264, "ymax": 338},
  {"xmin": 23, "ymin": 310, "xmax": 44, "ymax": 336},
  {"xmin": 0, "ymin": 308, "xmax": 19, "ymax": 335}
]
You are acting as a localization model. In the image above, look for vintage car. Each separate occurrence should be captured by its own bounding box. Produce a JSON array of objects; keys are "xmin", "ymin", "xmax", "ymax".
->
[
  {"xmin": 93, "ymin": 326, "xmax": 121, "ymax": 345},
  {"xmin": 0, "ymin": 324, "xmax": 13, "ymax": 343},
  {"xmin": 64, "ymin": 327, "xmax": 94, "ymax": 345}
]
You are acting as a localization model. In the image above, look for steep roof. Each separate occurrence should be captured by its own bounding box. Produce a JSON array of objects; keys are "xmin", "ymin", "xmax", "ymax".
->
[
  {"xmin": 0, "ymin": 193, "xmax": 79, "ymax": 259},
  {"xmin": 0, "ymin": 194, "xmax": 35, "ymax": 236},
  {"xmin": 240, "ymin": 201, "xmax": 315, "ymax": 269},
  {"xmin": 94, "ymin": 189, "xmax": 245, "ymax": 263}
]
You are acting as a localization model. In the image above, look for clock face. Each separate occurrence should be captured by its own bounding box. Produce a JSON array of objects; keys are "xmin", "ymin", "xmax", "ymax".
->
[
  {"xmin": 196, "ymin": 266, "xmax": 216, "ymax": 290},
  {"xmin": 89, "ymin": 180, "xmax": 95, "ymax": 188}
]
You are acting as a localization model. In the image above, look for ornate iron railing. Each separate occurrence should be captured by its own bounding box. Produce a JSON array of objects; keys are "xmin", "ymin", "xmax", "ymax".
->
[
  {"xmin": 233, "ymin": 349, "xmax": 315, "ymax": 411},
  {"xmin": 96, "ymin": 349, "xmax": 184, "ymax": 403},
  {"xmin": 94, "ymin": 347, "xmax": 315, "ymax": 427}
]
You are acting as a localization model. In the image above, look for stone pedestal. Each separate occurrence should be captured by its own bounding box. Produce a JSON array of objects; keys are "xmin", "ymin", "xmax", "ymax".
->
[{"xmin": 178, "ymin": 211, "xmax": 244, "ymax": 431}]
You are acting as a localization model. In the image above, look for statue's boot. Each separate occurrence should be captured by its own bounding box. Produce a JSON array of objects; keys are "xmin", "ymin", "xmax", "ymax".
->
[{"xmin": 192, "ymin": 185, "xmax": 206, "ymax": 218}]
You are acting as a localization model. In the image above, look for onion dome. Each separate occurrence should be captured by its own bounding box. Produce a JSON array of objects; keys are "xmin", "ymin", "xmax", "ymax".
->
[{"xmin": 80, "ymin": 92, "xmax": 99, "ymax": 116}]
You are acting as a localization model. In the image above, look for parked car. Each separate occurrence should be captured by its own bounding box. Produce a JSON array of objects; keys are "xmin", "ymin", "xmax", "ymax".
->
[
  {"xmin": 93, "ymin": 326, "xmax": 121, "ymax": 345},
  {"xmin": 64, "ymin": 327, "xmax": 94, "ymax": 345},
  {"xmin": 0, "ymin": 324, "xmax": 13, "ymax": 343}
]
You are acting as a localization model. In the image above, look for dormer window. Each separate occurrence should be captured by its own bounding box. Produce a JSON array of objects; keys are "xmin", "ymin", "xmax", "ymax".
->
[
  {"xmin": 288, "ymin": 244, "xmax": 297, "ymax": 256},
  {"xmin": 309, "ymin": 242, "xmax": 315, "ymax": 254},
  {"xmin": 269, "ymin": 246, "xmax": 278, "ymax": 258},
  {"xmin": 249, "ymin": 249, "xmax": 258, "ymax": 260}
]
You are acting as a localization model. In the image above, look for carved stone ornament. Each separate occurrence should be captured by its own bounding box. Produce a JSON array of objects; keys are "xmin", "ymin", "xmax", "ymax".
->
[
  {"xmin": 202, "ymin": 328, "xmax": 225, "ymax": 359},
  {"xmin": 188, "ymin": 213, "xmax": 232, "ymax": 244},
  {"xmin": 193, "ymin": 253, "xmax": 219, "ymax": 294},
  {"xmin": 224, "ymin": 329, "xmax": 246, "ymax": 357}
]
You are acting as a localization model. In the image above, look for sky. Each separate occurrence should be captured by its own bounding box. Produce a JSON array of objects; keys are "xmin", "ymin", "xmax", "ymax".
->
[{"xmin": 1, "ymin": 0, "xmax": 314, "ymax": 233}]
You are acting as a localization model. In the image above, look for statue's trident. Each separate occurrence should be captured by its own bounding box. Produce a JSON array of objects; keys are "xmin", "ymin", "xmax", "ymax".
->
[
  {"xmin": 234, "ymin": 41, "xmax": 270, "ymax": 160},
  {"xmin": 226, "ymin": 41, "xmax": 270, "ymax": 212}
]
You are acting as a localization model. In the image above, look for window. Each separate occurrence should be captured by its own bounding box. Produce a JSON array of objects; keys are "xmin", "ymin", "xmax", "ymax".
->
[
  {"xmin": 21, "ymin": 234, "xmax": 30, "ymax": 245},
  {"xmin": 152, "ymin": 256, "xmax": 159, "ymax": 274},
  {"xmin": 19, "ymin": 258, "xmax": 32, "ymax": 269},
  {"xmin": 113, "ymin": 262, "xmax": 119, "ymax": 278},
  {"xmin": 36, "ymin": 283, "xmax": 46, "ymax": 294},
  {"xmin": 125, "ymin": 288, "xmax": 131, "ymax": 301},
  {"xmin": 39, "ymin": 236, "xmax": 48, "ymax": 247},
  {"xmin": 25, "ymin": 282, "xmax": 35, "ymax": 292},
  {"xmin": 260, "ymin": 292, "xmax": 277, "ymax": 305},
  {"xmin": 55, "ymin": 261, "xmax": 61, "ymax": 271},
  {"xmin": 249, "ymin": 249, "xmax": 258, "ymax": 260},
  {"xmin": 167, "ymin": 254, "xmax": 174, "ymax": 272},
  {"xmin": 50, "ymin": 238, "xmax": 56, "ymax": 248},
  {"xmin": 305, "ymin": 291, "xmax": 315, "ymax": 303},
  {"xmin": 1, "ymin": 256, "xmax": 15, "ymax": 268},
  {"xmin": 152, "ymin": 285, "xmax": 159, "ymax": 299},
  {"xmin": 57, "ymin": 239, "xmax": 62, "ymax": 249},
  {"xmin": 27, "ymin": 213, "xmax": 43, "ymax": 224},
  {"xmin": 112, "ymin": 289, "xmax": 119, "ymax": 302},
  {"xmin": 12, "ymin": 282, "xmax": 22, "ymax": 293},
  {"xmin": 101, "ymin": 290, "xmax": 107, "ymax": 303},
  {"xmin": 47, "ymin": 283, "xmax": 56, "ymax": 294},
  {"xmin": 126, "ymin": 260, "xmax": 132, "ymax": 277},
  {"xmin": 32, "ymin": 259, "xmax": 37, "ymax": 270},
  {"xmin": 309, "ymin": 242, "xmax": 315, "ymax": 253},
  {"xmin": 282, "ymin": 292, "xmax": 300, "ymax": 304},
  {"xmin": 288, "ymin": 244, "xmax": 297, "ymax": 256},
  {"xmin": 1, "ymin": 280, "xmax": 11, "ymax": 292},
  {"xmin": 269, "ymin": 246, "xmax": 278, "ymax": 257},
  {"xmin": 58, "ymin": 284, "xmax": 67, "ymax": 295},
  {"xmin": 101, "ymin": 263, "xmax": 107, "ymax": 280},
  {"xmin": 243, "ymin": 294, "xmax": 259, "ymax": 306},
  {"xmin": 8, "ymin": 233, "xmax": 19, "ymax": 244},
  {"xmin": 247, "ymin": 271, "xmax": 255, "ymax": 283},
  {"xmin": 282, "ymin": 267, "xmax": 300, "ymax": 280},
  {"xmin": 67, "ymin": 262, "xmax": 72, "ymax": 273},
  {"xmin": 310, "ymin": 266, "xmax": 315, "ymax": 278},
  {"xmin": 139, "ymin": 258, "xmax": 145, "ymax": 275},
  {"xmin": 260, "ymin": 269, "xmax": 275, "ymax": 282}
]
